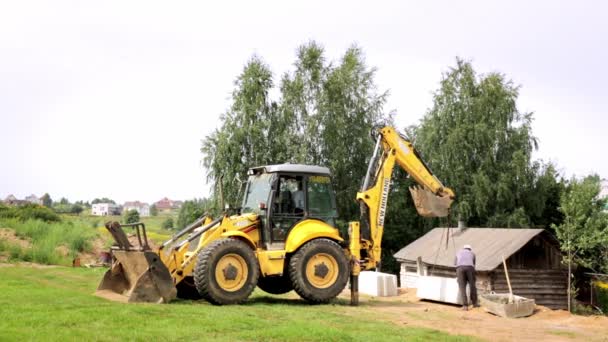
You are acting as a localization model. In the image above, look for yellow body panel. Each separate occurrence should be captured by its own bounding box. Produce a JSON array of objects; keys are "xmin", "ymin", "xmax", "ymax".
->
[
  {"xmin": 257, "ymin": 250, "xmax": 287, "ymax": 276},
  {"xmin": 284, "ymin": 219, "xmax": 343, "ymax": 253}
]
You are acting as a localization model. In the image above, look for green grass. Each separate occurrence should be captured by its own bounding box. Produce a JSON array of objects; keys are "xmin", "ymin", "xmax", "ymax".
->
[
  {"xmin": 0, "ymin": 218, "xmax": 97, "ymax": 265},
  {"xmin": 81, "ymin": 214, "xmax": 175, "ymax": 244},
  {"xmin": 0, "ymin": 266, "xmax": 475, "ymax": 342}
]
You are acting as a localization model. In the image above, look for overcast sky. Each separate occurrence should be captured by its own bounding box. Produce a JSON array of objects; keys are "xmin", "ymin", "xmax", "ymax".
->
[{"xmin": 1, "ymin": 1, "xmax": 606, "ymax": 204}]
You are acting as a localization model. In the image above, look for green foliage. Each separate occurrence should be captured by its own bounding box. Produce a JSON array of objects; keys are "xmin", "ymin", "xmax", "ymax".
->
[
  {"xmin": 0, "ymin": 218, "xmax": 95, "ymax": 265},
  {"xmin": 0, "ymin": 266, "xmax": 474, "ymax": 342},
  {"xmin": 71, "ymin": 204, "xmax": 84, "ymax": 215},
  {"xmin": 552, "ymin": 175, "xmax": 608, "ymax": 273},
  {"xmin": 414, "ymin": 58, "xmax": 562, "ymax": 227},
  {"xmin": 176, "ymin": 199, "xmax": 210, "ymax": 228},
  {"xmin": 92, "ymin": 197, "xmax": 115, "ymax": 204},
  {"xmin": 202, "ymin": 42, "xmax": 387, "ymax": 220},
  {"xmin": 150, "ymin": 204, "xmax": 158, "ymax": 216},
  {"xmin": 0, "ymin": 203, "xmax": 61, "ymax": 222},
  {"xmin": 161, "ymin": 217, "xmax": 174, "ymax": 230},
  {"xmin": 41, "ymin": 193, "xmax": 52, "ymax": 207},
  {"xmin": 123, "ymin": 209, "xmax": 140, "ymax": 224},
  {"xmin": 202, "ymin": 55, "xmax": 279, "ymax": 208}
]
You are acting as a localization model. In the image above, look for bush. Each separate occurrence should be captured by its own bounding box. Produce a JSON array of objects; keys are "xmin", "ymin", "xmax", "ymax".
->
[
  {"xmin": 0, "ymin": 204, "xmax": 61, "ymax": 223},
  {"xmin": 123, "ymin": 209, "xmax": 140, "ymax": 224},
  {"xmin": 176, "ymin": 199, "xmax": 207, "ymax": 228},
  {"xmin": 595, "ymin": 281, "xmax": 608, "ymax": 314},
  {"xmin": 161, "ymin": 217, "xmax": 174, "ymax": 230}
]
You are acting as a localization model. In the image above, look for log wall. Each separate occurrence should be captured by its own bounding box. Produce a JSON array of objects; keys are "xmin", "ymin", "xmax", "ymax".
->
[{"xmin": 491, "ymin": 269, "xmax": 567, "ymax": 309}]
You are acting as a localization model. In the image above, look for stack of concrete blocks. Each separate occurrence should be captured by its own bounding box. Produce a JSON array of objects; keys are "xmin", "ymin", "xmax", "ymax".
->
[{"xmin": 358, "ymin": 271, "xmax": 398, "ymax": 297}]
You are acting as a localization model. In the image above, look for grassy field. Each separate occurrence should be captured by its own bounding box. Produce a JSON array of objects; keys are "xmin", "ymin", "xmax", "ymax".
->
[
  {"xmin": 0, "ymin": 218, "xmax": 96, "ymax": 265},
  {"xmin": 79, "ymin": 213, "xmax": 176, "ymax": 243},
  {"xmin": 0, "ymin": 265, "xmax": 475, "ymax": 342},
  {"xmin": 0, "ymin": 211, "xmax": 178, "ymax": 266}
]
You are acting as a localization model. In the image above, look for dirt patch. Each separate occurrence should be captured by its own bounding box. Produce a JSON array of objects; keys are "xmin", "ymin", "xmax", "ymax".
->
[
  {"xmin": 74, "ymin": 236, "xmax": 109, "ymax": 265},
  {"xmin": 338, "ymin": 289, "xmax": 608, "ymax": 342},
  {"xmin": 0, "ymin": 228, "xmax": 31, "ymax": 249},
  {"xmin": 55, "ymin": 245, "xmax": 70, "ymax": 257}
]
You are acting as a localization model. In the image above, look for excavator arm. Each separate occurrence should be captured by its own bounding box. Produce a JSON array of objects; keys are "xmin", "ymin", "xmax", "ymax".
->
[{"xmin": 348, "ymin": 126, "xmax": 454, "ymax": 304}]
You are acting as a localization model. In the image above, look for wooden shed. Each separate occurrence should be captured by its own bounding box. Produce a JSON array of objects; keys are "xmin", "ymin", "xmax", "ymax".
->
[{"xmin": 393, "ymin": 228, "xmax": 567, "ymax": 309}]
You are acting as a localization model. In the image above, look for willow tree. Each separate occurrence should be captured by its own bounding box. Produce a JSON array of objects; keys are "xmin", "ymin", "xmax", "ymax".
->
[
  {"xmin": 415, "ymin": 58, "xmax": 560, "ymax": 227},
  {"xmin": 201, "ymin": 56, "xmax": 280, "ymax": 208},
  {"xmin": 203, "ymin": 42, "xmax": 387, "ymax": 217}
]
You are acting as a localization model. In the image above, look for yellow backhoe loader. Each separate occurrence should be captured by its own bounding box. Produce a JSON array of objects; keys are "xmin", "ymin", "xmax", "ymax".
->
[{"xmin": 95, "ymin": 126, "xmax": 455, "ymax": 305}]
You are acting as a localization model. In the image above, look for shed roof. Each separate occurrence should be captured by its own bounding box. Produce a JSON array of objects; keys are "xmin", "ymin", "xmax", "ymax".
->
[{"xmin": 393, "ymin": 228, "xmax": 548, "ymax": 271}]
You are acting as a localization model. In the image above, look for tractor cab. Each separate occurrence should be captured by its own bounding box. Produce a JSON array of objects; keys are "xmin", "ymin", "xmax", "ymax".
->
[{"xmin": 242, "ymin": 164, "xmax": 338, "ymax": 247}]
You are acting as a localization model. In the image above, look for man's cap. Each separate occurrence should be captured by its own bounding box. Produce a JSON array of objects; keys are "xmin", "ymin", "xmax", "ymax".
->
[{"xmin": 463, "ymin": 244, "xmax": 472, "ymax": 250}]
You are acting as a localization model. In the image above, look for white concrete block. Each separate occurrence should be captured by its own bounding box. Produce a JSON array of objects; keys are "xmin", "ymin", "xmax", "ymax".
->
[
  {"xmin": 416, "ymin": 275, "xmax": 468, "ymax": 304},
  {"xmin": 358, "ymin": 271, "xmax": 398, "ymax": 297}
]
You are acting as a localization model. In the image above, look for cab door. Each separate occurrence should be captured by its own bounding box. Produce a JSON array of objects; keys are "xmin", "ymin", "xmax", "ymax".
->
[
  {"xmin": 268, "ymin": 174, "xmax": 305, "ymax": 242},
  {"xmin": 305, "ymin": 174, "xmax": 338, "ymax": 226}
]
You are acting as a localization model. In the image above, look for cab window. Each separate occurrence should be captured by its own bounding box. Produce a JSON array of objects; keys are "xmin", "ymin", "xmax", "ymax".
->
[{"xmin": 307, "ymin": 175, "xmax": 337, "ymax": 223}]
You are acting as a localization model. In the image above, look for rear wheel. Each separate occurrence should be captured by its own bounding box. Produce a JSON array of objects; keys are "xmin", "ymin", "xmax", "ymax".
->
[
  {"xmin": 289, "ymin": 239, "xmax": 349, "ymax": 303},
  {"xmin": 194, "ymin": 238, "xmax": 259, "ymax": 305},
  {"xmin": 257, "ymin": 274, "xmax": 293, "ymax": 295}
]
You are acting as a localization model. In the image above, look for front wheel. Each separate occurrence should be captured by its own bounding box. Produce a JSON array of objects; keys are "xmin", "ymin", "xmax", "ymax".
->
[
  {"xmin": 194, "ymin": 238, "xmax": 259, "ymax": 305},
  {"xmin": 289, "ymin": 239, "xmax": 349, "ymax": 303}
]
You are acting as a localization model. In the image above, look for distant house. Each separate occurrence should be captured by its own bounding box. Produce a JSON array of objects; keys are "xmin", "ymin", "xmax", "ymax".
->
[
  {"xmin": 3, "ymin": 194, "xmax": 27, "ymax": 206},
  {"xmin": 123, "ymin": 201, "xmax": 150, "ymax": 217},
  {"xmin": 154, "ymin": 197, "xmax": 182, "ymax": 212},
  {"xmin": 394, "ymin": 227, "xmax": 567, "ymax": 309},
  {"xmin": 4, "ymin": 194, "xmax": 17, "ymax": 203},
  {"xmin": 92, "ymin": 203, "xmax": 121, "ymax": 216},
  {"xmin": 25, "ymin": 194, "xmax": 42, "ymax": 205}
]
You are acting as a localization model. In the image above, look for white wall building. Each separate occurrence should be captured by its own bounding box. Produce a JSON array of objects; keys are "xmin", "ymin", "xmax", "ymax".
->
[
  {"xmin": 92, "ymin": 203, "xmax": 120, "ymax": 216},
  {"xmin": 600, "ymin": 179, "xmax": 608, "ymax": 199},
  {"xmin": 123, "ymin": 201, "xmax": 150, "ymax": 217}
]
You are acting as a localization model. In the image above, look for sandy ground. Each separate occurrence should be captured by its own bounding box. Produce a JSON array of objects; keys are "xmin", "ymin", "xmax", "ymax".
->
[{"xmin": 339, "ymin": 289, "xmax": 608, "ymax": 342}]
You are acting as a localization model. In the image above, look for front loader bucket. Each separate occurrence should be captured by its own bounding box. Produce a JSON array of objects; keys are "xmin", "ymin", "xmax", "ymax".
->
[
  {"xmin": 409, "ymin": 186, "xmax": 453, "ymax": 217},
  {"xmin": 95, "ymin": 221, "xmax": 177, "ymax": 303},
  {"xmin": 96, "ymin": 250, "xmax": 177, "ymax": 303}
]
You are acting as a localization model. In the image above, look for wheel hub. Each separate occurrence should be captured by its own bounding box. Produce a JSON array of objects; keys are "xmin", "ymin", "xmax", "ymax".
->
[
  {"xmin": 314, "ymin": 262, "xmax": 329, "ymax": 279},
  {"xmin": 215, "ymin": 253, "xmax": 248, "ymax": 292},
  {"xmin": 223, "ymin": 263, "xmax": 238, "ymax": 281},
  {"xmin": 305, "ymin": 253, "xmax": 339, "ymax": 289}
]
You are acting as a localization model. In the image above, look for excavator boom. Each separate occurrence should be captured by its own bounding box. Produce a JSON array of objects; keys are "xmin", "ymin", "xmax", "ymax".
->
[{"xmin": 353, "ymin": 126, "xmax": 455, "ymax": 270}]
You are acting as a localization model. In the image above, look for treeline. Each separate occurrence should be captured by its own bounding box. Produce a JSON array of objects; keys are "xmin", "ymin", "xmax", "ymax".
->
[{"xmin": 199, "ymin": 42, "xmax": 607, "ymax": 277}]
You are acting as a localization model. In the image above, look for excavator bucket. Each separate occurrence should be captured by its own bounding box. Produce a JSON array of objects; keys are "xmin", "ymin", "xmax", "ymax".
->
[
  {"xmin": 409, "ymin": 186, "xmax": 453, "ymax": 218},
  {"xmin": 95, "ymin": 222, "xmax": 177, "ymax": 303}
]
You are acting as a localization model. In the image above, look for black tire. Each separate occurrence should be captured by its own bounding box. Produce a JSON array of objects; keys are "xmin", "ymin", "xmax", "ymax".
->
[
  {"xmin": 289, "ymin": 238, "xmax": 349, "ymax": 303},
  {"xmin": 176, "ymin": 276, "xmax": 202, "ymax": 300},
  {"xmin": 194, "ymin": 238, "xmax": 259, "ymax": 305},
  {"xmin": 257, "ymin": 274, "xmax": 293, "ymax": 295}
]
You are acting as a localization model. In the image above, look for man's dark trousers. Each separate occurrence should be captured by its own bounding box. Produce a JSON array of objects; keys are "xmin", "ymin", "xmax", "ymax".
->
[{"xmin": 456, "ymin": 265, "xmax": 477, "ymax": 306}]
